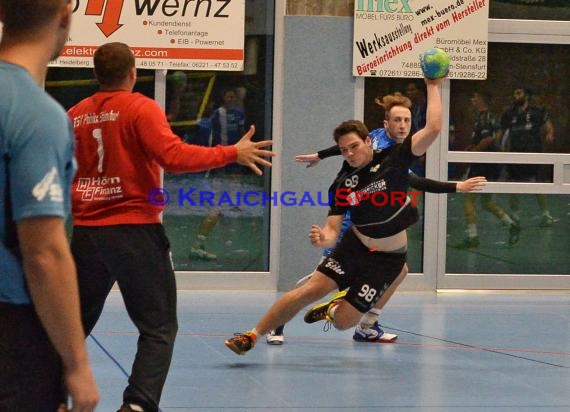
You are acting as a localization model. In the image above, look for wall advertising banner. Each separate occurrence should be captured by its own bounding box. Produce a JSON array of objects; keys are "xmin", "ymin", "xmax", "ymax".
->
[
  {"xmin": 51, "ymin": 0, "xmax": 245, "ymax": 71},
  {"xmin": 353, "ymin": 0, "xmax": 489, "ymax": 79}
]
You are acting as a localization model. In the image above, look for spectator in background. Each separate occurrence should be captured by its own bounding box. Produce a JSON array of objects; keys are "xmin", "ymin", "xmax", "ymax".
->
[
  {"xmin": 187, "ymin": 87, "xmax": 248, "ymax": 259},
  {"xmin": 458, "ymin": 91, "xmax": 520, "ymax": 249},
  {"xmin": 405, "ymin": 80, "xmax": 427, "ymax": 134},
  {"xmin": 211, "ymin": 87, "xmax": 246, "ymax": 147},
  {"xmin": 499, "ymin": 87, "xmax": 556, "ymax": 227}
]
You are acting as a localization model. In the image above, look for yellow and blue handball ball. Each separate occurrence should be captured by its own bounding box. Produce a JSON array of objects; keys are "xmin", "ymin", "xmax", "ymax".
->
[{"xmin": 419, "ymin": 48, "xmax": 450, "ymax": 79}]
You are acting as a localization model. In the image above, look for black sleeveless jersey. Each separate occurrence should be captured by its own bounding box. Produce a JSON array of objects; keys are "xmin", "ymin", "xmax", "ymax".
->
[
  {"xmin": 327, "ymin": 134, "xmax": 420, "ymax": 238},
  {"xmin": 500, "ymin": 105, "xmax": 549, "ymax": 153},
  {"xmin": 472, "ymin": 110, "xmax": 500, "ymax": 151}
]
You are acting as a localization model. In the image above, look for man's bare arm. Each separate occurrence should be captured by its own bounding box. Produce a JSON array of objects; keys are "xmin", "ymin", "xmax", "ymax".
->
[{"xmin": 19, "ymin": 216, "xmax": 99, "ymax": 411}]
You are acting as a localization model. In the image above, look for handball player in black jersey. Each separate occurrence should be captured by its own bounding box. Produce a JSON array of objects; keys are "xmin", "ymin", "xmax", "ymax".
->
[{"xmin": 224, "ymin": 77, "xmax": 443, "ymax": 355}]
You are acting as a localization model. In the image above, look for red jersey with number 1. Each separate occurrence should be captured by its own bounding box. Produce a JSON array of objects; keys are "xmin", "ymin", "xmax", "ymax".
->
[{"xmin": 68, "ymin": 91, "xmax": 238, "ymax": 226}]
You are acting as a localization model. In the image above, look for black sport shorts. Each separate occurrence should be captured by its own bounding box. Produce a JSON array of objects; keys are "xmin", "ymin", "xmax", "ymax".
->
[
  {"xmin": 317, "ymin": 229, "xmax": 406, "ymax": 313},
  {"xmin": 0, "ymin": 302, "xmax": 65, "ymax": 411}
]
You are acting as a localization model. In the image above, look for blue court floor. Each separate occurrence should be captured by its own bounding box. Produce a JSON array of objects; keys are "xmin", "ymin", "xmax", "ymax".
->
[{"xmin": 88, "ymin": 291, "xmax": 570, "ymax": 411}]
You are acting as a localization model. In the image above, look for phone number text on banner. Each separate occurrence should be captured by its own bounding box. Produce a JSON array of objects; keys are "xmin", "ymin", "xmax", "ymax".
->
[{"xmin": 352, "ymin": 0, "xmax": 489, "ymax": 80}]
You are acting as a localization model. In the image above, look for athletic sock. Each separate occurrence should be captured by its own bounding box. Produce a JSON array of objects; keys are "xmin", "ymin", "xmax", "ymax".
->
[
  {"xmin": 249, "ymin": 328, "xmax": 259, "ymax": 341},
  {"xmin": 467, "ymin": 223, "xmax": 477, "ymax": 238},
  {"xmin": 359, "ymin": 308, "xmax": 382, "ymax": 328},
  {"xmin": 328, "ymin": 303, "xmax": 340, "ymax": 321},
  {"xmin": 191, "ymin": 234, "xmax": 206, "ymax": 250}
]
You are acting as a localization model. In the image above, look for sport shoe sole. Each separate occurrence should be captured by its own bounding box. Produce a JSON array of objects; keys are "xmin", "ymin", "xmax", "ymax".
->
[
  {"xmin": 540, "ymin": 216, "xmax": 559, "ymax": 227},
  {"xmin": 266, "ymin": 332, "xmax": 284, "ymax": 345},
  {"xmin": 304, "ymin": 290, "xmax": 347, "ymax": 324},
  {"xmin": 353, "ymin": 332, "xmax": 398, "ymax": 343},
  {"xmin": 224, "ymin": 333, "xmax": 256, "ymax": 355},
  {"xmin": 189, "ymin": 247, "xmax": 217, "ymax": 260}
]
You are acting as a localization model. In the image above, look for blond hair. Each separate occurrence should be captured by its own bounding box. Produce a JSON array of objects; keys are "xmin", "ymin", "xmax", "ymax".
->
[{"xmin": 374, "ymin": 93, "xmax": 412, "ymax": 120}]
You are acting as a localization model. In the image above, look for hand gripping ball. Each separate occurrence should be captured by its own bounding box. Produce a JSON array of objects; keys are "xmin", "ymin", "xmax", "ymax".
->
[{"xmin": 419, "ymin": 48, "xmax": 450, "ymax": 79}]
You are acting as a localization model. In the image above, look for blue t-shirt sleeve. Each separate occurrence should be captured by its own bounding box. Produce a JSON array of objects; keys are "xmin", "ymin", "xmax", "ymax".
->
[
  {"xmin": 9, "ymin": 102, "xmax": 74, "ymax": 221},
  {"xmin": 370, "ymin": 128, "xmax": 394, "ymax": 150}
]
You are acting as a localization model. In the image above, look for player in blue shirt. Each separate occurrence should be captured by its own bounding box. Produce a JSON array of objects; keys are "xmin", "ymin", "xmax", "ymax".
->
[{"xmin": 0, "ymin": 1, "xmax": 98, "ymax": 410}]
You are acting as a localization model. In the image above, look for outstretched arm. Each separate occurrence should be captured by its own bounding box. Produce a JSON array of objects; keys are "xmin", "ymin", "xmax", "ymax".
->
[
  {"xmin": 130, "ymin": 100, "xmax": 274, "ymax": 175},
  {"xmin": 456, "ymin": 176, "xmax": 487, "ymax": 192},
  {"xmin": 295, "ymin": 145, "xmax": 340, "ymax": 168},
  {"xmin": 234, "ymin": 125, "xmax": 275, "ymax": 175},
  {"xmin": 410, "ymin": 174, "xmax": 486, "ymax": 193},
  {"xmin": 411, "ymin": 78, "xmax": 444, "ymax": 156}
]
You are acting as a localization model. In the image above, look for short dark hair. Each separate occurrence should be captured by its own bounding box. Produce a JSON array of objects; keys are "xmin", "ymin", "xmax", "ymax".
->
[
  {"xmin": 522, "ymin": 88, "xmax": 533, "ymax": 99},
  {"xmin": 515, "ymin": 87, "xmax": 533, "ymax": 99},
  {"xmin": 0, "ymin": 0, "xmax": 66, "ymax": 38},
  {"xmin": 474, "ymin": 91, "xmax": 492, "ymax": 105},
  {"xmin": 94, "ymin": 42, "xmax": 135, "ymax": 87},
  {"xmin": 333, "ymin": 120, "xmax": 369, "ymax": 143}
]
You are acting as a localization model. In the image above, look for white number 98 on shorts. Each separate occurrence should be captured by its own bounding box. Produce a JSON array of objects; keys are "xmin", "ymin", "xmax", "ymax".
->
[{"xmin": 357, "ymin": 284, "xmax": 378, "ymax": 303}]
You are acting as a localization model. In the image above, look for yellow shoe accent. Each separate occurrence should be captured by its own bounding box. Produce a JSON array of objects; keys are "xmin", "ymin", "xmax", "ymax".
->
[{"xmin": 303, "ymin": 290, "xmax": 347, "ymax": 324}]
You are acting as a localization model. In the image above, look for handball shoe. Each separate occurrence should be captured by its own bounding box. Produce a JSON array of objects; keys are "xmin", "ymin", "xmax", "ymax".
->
[
  {"xmin": 353, "ymin": 321, "xmax": 385, "ymax": 342},
  {"xmin": 189, "ymin": 246, "xmax": 217, "ymax": 260},
  {"xmin": 540, "ymin": 214, "xmax": 559, "ymax": 227},
  {"xmin": 225, "ymin": 331, "xmax": 256, "ymax": 355},
  {"xmin": 304, "ymin": 290, "xmax": 347, "ymax": 324},
  {"xmin": 508, "ymin": 222, "xmax": 521, "ymax": 246},
  {"xmin": 266, "ymin": 330, "xmax": 284, "ymax": 345}
]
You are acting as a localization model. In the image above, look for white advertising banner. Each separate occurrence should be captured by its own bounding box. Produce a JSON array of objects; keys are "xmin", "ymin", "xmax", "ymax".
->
[
  {"xmin": 353, "ymin": 0, "xmax": 489, "ymax": 79},
  {"xmin": 51, "ymin": 0, "xmax": 245, "ymax": 71}
]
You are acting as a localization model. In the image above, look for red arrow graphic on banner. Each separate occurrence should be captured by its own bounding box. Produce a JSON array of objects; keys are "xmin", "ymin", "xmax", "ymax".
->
[
  {"xmin": 85, "ymin": 0, "xmax": 125, "ymax": 37},
  {"xmin": 85, "ymin": 0, "xmax": 105, "ymax": 15},
  {"xmin": 97, "ymin": 0, "xmax": 125, "ymax": 37}
]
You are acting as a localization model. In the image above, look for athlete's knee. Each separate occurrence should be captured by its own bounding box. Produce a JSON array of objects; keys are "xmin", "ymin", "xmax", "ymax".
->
[{"xmin": 330, "ymin": 302, "xmax": 361, "ymax": 330}]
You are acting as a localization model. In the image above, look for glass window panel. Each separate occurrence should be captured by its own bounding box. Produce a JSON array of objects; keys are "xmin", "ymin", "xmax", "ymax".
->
[
  {"xmin": 47, "ymin": 0, "xmax": 274, "ymax": 273},
  {"xmin": 163, "ymin": 3, "xmax": 274, "ymax": 271},
  {"xmin": 490, "ymin": 0, "xmax": 570, "ymax": 21},
  {"xmin": 448, "ymin": 163, "xmax": 553, "ymax": 183},
  {"xmin": 446, "ymin": 193, "xmax": 570, "ymax": 274},
  {"xmin": 407, "ymin": 200, "xmax": 424, "ymax": 273},
  {"xmin": 450, "ymin": 43, "xmax": 569, "ymax": 161}
]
